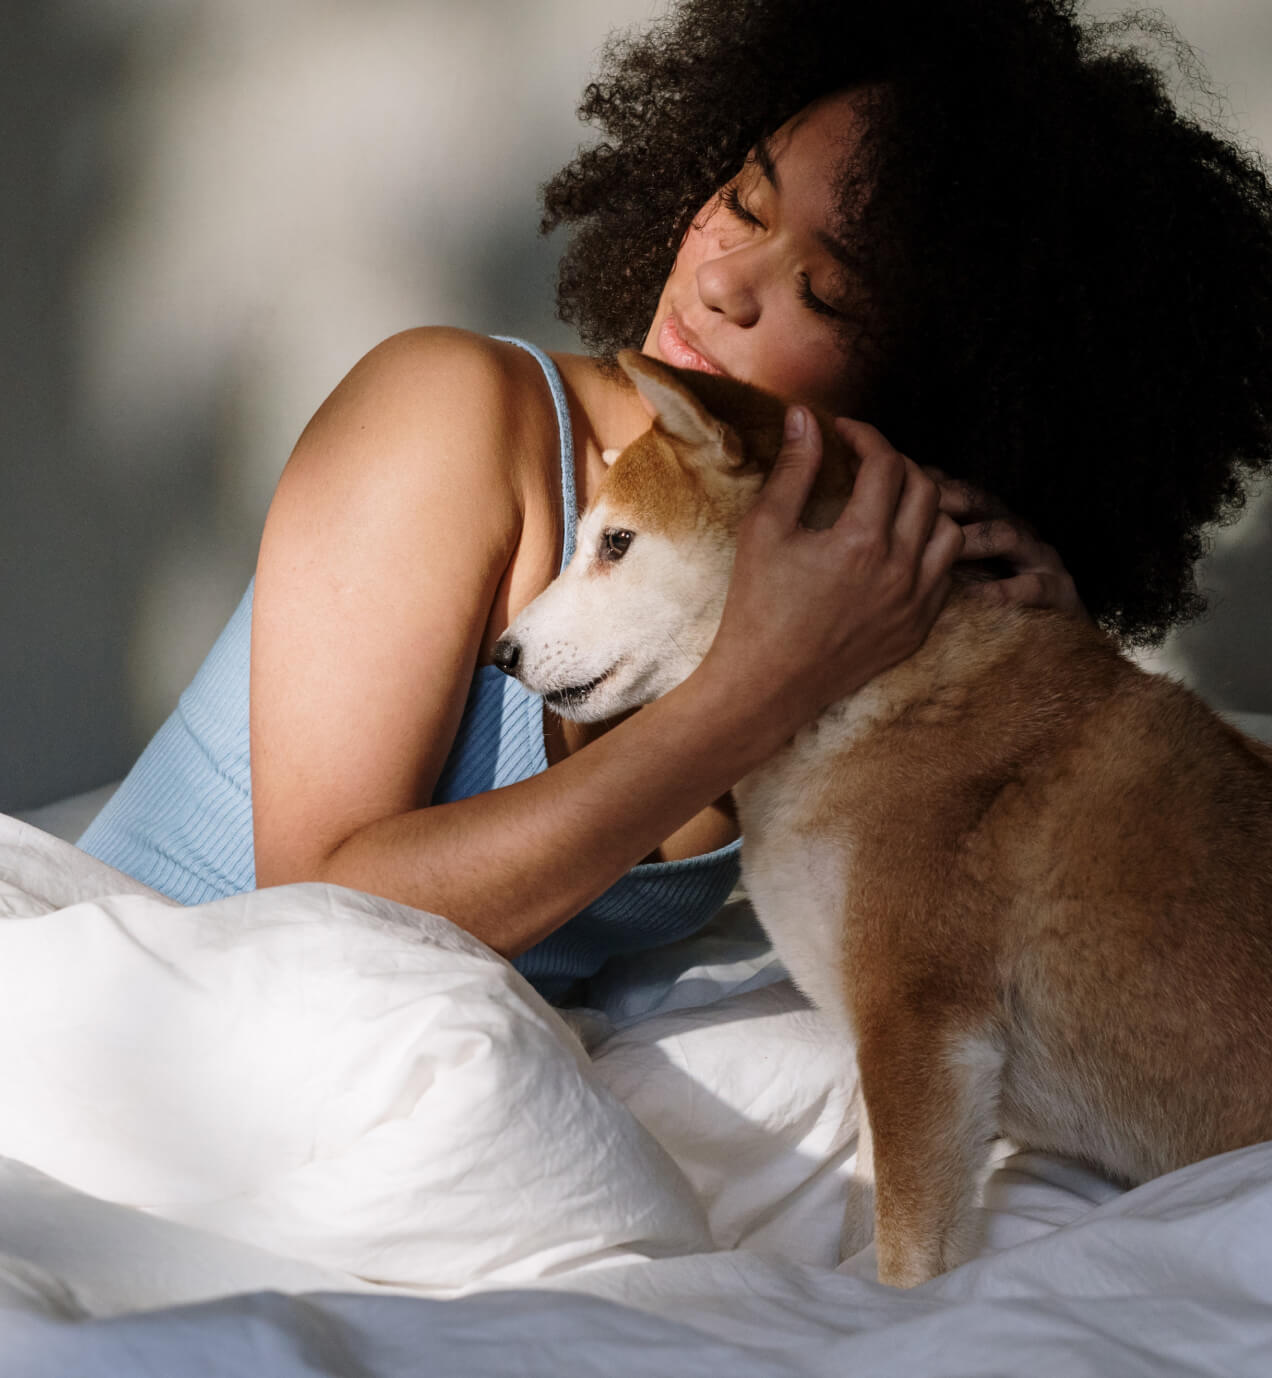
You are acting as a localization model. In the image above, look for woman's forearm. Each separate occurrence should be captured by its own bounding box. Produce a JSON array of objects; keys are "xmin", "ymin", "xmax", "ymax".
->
[
  {"xmin": 303, "ymin": 406, "xmax": 964, "ymax": 959},
  {"xmin": 313, "ymin": 658, "xmax": 788, "ymax": 958}
]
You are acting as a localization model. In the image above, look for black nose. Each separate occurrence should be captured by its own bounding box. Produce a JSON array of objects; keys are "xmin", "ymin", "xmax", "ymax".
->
[{"xmin": 491, "ymin": 638, "xmax": 520, "ymax": 676}]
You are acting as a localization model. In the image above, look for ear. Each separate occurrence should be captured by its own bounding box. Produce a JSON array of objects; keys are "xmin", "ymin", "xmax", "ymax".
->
[{"xmin": 618, "ymin": 350, "xmax": 744, "ymax": 470}]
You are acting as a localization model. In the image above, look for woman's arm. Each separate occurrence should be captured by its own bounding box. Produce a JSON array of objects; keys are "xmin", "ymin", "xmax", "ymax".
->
[{"xmin": 252, "ymin": 335, "xmax": 958, "ymax": 958}]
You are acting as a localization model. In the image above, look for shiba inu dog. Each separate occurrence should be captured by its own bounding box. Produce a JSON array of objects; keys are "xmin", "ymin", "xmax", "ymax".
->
[{"xmin": 494, "ymin": 349, "xmax": 1272, "ymax": 1287}]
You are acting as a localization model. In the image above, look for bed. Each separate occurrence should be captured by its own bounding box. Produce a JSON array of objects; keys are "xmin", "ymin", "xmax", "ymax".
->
[{"xmin": 4, "ymin": 724, "xmax": 1272, "ymax": 1377}]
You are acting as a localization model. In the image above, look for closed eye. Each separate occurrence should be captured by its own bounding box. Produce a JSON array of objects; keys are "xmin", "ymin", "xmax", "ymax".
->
[
  {"xmin": 600, "ymin": 528, "xmax": 634, "ymax": 562},
  {"xmin": 719, "ymin": 183, "xmax": 763, "ymax": 229},
  {"xmin": 796, "ymin": 271, "xmax": 843, "ymax": 320}
]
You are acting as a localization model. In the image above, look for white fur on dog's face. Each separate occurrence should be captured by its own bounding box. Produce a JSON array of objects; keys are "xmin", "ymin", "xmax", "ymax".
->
[
  {"xmin": 499, "ymin": 349, "xmax": 780, "ymax": 721},
  {"xmin": 501, "ymin": 493, "xmax": 736, "ymax": 722}
]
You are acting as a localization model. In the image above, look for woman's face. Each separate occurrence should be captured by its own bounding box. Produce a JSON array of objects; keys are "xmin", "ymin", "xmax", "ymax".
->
[{"xmin": 642, "ymin": 90, "xmax": 874, "ymax": 415}]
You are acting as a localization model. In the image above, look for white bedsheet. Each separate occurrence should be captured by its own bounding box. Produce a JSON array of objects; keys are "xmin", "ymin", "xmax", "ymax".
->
[{"xmin": 1, "ymin": 813, "xmax": 1270, "ymax": 1376}]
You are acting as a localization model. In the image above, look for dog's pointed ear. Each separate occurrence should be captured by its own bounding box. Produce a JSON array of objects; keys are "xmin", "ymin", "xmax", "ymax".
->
[{"xmin": 618, "ymin": 349, "xmax": 746, "ymax": 470}]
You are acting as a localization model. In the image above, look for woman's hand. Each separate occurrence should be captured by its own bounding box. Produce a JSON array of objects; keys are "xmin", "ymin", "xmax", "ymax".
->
[
  {"xmin": 702, "ymin": 405, "xmax": 964, "ymax": 733},
  {"xmin": 929, "ymin": 470, "xmax": 1088, "ymax": 619}
]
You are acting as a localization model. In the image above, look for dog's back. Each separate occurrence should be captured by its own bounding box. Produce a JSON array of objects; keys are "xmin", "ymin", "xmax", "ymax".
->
[{"xmin": 740, "ymin": 589, "xmax": 1272, "ymax": 1279}]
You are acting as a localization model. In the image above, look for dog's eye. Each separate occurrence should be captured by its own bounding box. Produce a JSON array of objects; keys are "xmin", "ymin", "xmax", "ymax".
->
[{"xmin": 600, "ymin": 528, "xmax": 634, "ymax": 562}]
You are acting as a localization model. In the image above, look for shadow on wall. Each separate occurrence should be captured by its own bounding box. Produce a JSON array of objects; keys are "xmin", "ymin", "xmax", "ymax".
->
[
  {"xmin": 3, "ymin": 0, "xmax": 1271, "ymax": 815},
  {"xmin": 1, "ymin": 0, "xmax": 653, "ymax": 815},
  {"xmin": 5, "ymin": 3, "xmax": 282, "ymax": 815},
  {"xmin": 2, "ymin": 4, "xmax": 173, "ymax": 813}
]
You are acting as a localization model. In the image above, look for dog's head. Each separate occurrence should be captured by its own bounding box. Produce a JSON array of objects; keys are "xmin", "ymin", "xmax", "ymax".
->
[{"xmin": 493, "ymin": 351, "xmax": 846, "ymax": 721}]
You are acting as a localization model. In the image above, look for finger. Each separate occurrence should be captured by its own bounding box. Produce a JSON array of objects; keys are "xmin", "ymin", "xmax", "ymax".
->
[
  {"xmin": 936, "ymin": 478, "xmax": 1011, "ymax": 524},
  {"xmin": 959, "ymin": 519, "xmax": 1046, "ymax": 566},
  {"xmin": 918, "ymin": 512, "xmax": 966, "ymax": 587},
  {"xmin": 889, "ymin": 459, "xmax": 942, "ymax": 560},
  {"xmin": 971, "ymin": 571, "xmax": 1090, "ymax": 618},
  {"xmin": 833, "ymin": 416, "xmax": 907, "ymax": 533},
  {"xmin": 755, "ymin": 406, "xmax": 823, "ymax": 527},
  {"xmin": 963, "ymin": 570, "xmax": 1054, "ymax": 609},
  {"xmin": 907, "ymin": 515, "xmax": 964, "ymax": 630}
]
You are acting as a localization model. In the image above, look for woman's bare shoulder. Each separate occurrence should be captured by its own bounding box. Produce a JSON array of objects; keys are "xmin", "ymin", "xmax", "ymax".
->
[
  {"xmin": 343, "ymin": 326, "xmax": 541, "ymax": 396},
  {"xmin": 259, "ymin": 327, "xmax": 573, "ymax": 633},
  {"xmin": 291, "ymin": 326, "xmax": 558, "ymax": 486}
]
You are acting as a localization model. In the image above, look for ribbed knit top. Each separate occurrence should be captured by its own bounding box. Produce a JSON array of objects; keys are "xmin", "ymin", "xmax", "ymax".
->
[{"xmin": 78, "ymin": 337, "xmax": 742, "ymax": 1001}]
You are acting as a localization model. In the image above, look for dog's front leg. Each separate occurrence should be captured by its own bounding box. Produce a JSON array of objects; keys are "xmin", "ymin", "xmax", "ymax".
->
[{"xmin": 857, "ymin": 1015, "xmax": 1002, "ymax": 1287}]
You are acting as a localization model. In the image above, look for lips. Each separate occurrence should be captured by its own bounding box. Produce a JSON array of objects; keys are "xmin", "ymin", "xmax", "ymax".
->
[{"xmin": 657, "ymin": 314, "xmax": 726, "ymax": 376}]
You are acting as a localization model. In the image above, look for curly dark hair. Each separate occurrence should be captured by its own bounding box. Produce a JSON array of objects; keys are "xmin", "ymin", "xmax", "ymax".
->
[{"xmin": 541, "ymin": 0, "xmax": 1272, "ymax": 646}]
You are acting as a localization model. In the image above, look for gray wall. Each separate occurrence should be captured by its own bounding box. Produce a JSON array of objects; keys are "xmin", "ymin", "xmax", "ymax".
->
[{"xmin": 3, "ymin": 0, "xmax": 1270, "ymax": 814}]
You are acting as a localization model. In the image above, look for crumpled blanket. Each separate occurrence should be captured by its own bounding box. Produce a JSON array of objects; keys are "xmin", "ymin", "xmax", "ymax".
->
[{"xmin": 2, "ymin": 813, "xmax": 1271, "ymax": 1376}]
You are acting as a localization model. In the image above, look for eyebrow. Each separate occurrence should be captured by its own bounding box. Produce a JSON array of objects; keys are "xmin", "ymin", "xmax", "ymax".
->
[
  {"xmin": 753, "ymin": 134, "xmax": 858, "ymax": 272},
  {"xmin": 753, "ymin": 137, "xmax": 780, "ymax": 191}
]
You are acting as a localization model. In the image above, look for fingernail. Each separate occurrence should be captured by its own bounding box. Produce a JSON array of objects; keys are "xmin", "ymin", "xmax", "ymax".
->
[{"xmin": 784, "ymin": 406, "xmax": 806, "ymax": 441}]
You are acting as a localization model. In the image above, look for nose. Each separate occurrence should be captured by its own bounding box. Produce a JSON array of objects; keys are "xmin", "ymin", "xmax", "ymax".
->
[
  {"xmin": 491, "ymin": 638, "xmax": 520, "ymax": 676},
  {"xmin": 696, "ymin": 246, "xmax": 761, "ymax": 327}
]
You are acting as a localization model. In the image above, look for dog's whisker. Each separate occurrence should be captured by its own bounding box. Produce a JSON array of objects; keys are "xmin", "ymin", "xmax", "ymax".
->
[{"xmin": 665, "ymin": 631, "xmax": 693, "ymax": 665}]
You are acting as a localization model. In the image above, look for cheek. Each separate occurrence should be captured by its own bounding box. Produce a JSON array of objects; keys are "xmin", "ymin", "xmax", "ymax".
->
[
  {"xmin": 669, "ymin": 223, "xmax": 713, "ymax": 282},
  {"xmin": 757, "ymin": 330, "xmax": 852, "ymax": 410},
  {"xmin": 673, "ymin": 199, "xmax": 748, "ymax": 277}
]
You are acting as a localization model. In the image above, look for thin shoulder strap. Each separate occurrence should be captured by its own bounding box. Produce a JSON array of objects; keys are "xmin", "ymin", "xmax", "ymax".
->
[{"xmin": 493, "ymin": 336, "xmax": 577, "ymax": 573}]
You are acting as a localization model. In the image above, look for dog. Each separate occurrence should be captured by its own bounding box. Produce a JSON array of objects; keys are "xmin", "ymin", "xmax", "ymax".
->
[{"xmin": 494, "ymin": 349, "xmax": 1272, "ymax": 1288}]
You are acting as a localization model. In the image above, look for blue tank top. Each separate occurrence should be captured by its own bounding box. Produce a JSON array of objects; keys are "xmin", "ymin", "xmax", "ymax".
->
[{"xmin": 78, "ymin": 337, "xmax": 742, "ymax": 1002}]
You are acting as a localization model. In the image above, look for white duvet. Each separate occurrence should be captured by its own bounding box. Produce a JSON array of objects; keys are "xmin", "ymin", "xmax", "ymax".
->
[{"xmin": 1, "ymin": 812, "xmax": 1271, "ymax": 1377}]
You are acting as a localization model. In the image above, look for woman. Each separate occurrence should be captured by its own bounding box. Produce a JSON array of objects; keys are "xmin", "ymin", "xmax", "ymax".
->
[{"xmin": 79, "ymin": 0, "xmax": 1272, "ymax": 1003}]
